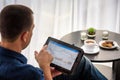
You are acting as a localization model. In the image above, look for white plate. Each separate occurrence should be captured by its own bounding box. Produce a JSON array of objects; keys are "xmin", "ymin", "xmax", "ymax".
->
[
  {"xmin": 81, "ymin": 45, "xmax": 100, "ymax": 54},
  {"xmin": 99, "ymin": 40, "xmax": 117, "ymax": 49}
]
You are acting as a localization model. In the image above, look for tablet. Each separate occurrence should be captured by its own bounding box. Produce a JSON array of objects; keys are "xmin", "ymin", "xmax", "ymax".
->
[{"xmin": 45, "ymin": 37, "xmax": 84, "ymax": 75}]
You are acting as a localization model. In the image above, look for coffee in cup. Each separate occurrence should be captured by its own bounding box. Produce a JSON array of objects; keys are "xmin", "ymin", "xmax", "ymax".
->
[{"xmin": 84, "ymin": 39, "xmax": 97, "ymax": 52}]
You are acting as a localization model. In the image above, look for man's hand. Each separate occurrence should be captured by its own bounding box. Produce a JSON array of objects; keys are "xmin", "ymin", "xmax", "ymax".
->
[
  {"xmin": 34, "ymin": 45, "xmax": 53, "ymax": 69},
  {"xmin": 34, "ymin": 45, "xmax": 53, "ymax": 80},
  {"xmin": 50, "ymin": 67, "xmax": 62, "ymax": 78}
]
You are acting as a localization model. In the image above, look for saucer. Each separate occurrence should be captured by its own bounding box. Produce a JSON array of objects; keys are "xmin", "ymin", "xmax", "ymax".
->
[{"xmin": 81, "ymin": 45, "xmax": 100, "ymax": 54}]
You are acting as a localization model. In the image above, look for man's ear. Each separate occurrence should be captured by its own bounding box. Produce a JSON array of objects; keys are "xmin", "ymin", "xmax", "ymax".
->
[{"xmin": 21, "ymin": 31, "xmax": 29, "ymax": 42}]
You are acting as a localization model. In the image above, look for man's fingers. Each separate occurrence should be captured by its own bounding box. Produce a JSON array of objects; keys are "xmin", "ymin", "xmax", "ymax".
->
[
  {"xmin": 34, "ymin": 51, "xmax": 39, "ymax": 57},
  {"xmin": 50, "ymin": 67, "xmax": 55, "ymax": 70},
  {"xmin": 43, "ymin": 45, "xmax": 48, "ymax": 50},
  {"xmin": 40, "ymin": 45, "xmax": 48, "ymax": 53}
]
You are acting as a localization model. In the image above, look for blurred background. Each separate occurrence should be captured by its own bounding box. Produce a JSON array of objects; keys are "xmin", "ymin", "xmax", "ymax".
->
[{"xmin": 0, "ymin": 0, "xmax": 119, "ymax": 67}]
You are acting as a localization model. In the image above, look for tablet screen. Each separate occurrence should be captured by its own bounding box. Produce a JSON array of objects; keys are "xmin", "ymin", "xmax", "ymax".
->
[{"xmin": 47, "ymin": 40, "xmax": 79, "ymax": 70}]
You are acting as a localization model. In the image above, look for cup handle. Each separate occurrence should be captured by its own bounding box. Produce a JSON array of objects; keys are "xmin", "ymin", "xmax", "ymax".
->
[{"xmin": 94, "ymin": 44, "xmax": 98, "ymax": 46}]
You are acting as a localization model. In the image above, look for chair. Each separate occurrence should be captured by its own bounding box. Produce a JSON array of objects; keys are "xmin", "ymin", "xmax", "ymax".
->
[
  {"xmin": 115, "ymin": 61, "xmax": 120, "ymax": 80},
  {"xmin": 94, "ymin": 64, "xmax": 115, "ymax": 80}
]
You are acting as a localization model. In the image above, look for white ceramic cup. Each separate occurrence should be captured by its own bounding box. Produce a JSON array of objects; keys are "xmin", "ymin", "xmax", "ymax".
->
[{"xmin": 84, "ymin": 39, "xmax": 97, "ymax": 51}]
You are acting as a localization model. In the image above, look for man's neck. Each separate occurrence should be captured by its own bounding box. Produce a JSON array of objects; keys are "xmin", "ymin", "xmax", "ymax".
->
[{"xmin": 1, "ymin": 41, "xmax": 22, "ymax": 53}]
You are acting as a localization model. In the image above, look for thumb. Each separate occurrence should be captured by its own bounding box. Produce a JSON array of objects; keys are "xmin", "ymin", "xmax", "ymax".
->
[{"xmin": 34, "ymin": 51, "xmax": 39, "ymax": 57}]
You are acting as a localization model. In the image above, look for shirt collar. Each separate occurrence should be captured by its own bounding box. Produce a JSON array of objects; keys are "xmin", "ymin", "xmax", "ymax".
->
[{"xmin": 0, "ymin": 46, "xmax": 27, "ymax": 64}]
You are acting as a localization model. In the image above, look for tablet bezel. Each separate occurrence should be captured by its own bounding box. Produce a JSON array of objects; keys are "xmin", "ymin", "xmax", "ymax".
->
[{"xmin": 45, "ymin": 37, "xmax": 84, "ymax": 75}]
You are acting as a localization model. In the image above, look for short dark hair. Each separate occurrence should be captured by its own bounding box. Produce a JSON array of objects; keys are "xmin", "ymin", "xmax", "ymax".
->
[{"xmin": 0, "ymin": 5, "xmax": 33, "ymax": 42}]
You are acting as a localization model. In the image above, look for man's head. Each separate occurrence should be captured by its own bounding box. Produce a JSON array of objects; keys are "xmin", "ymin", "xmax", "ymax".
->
[{"xmin": 0, "ymin": 5, "xmax": 34, "ymax": 49}]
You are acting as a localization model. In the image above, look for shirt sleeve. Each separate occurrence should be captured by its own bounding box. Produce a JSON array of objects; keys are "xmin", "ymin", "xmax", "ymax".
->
[
  {"xmin": 26, "ymin": 65, "xmax": 45, "ymax": 80},
  {"xmin": 35, "ymin": 67, "xmax": 44, "ymax": 80}
]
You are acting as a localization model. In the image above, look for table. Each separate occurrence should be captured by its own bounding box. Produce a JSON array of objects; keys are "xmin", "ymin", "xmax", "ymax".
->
[{"xmin": 61, "ymin": 30, "xmax": 120, "ymax": 80}]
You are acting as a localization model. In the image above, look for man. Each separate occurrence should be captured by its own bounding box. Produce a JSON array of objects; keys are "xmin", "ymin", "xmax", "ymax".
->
[
  {"xmin": 0, "ymin": 5, "xmax": 60, "ymax": 80},
  {"xmin": 0, "ymin": 5, "xmax": 107, "ymax": 80}
]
